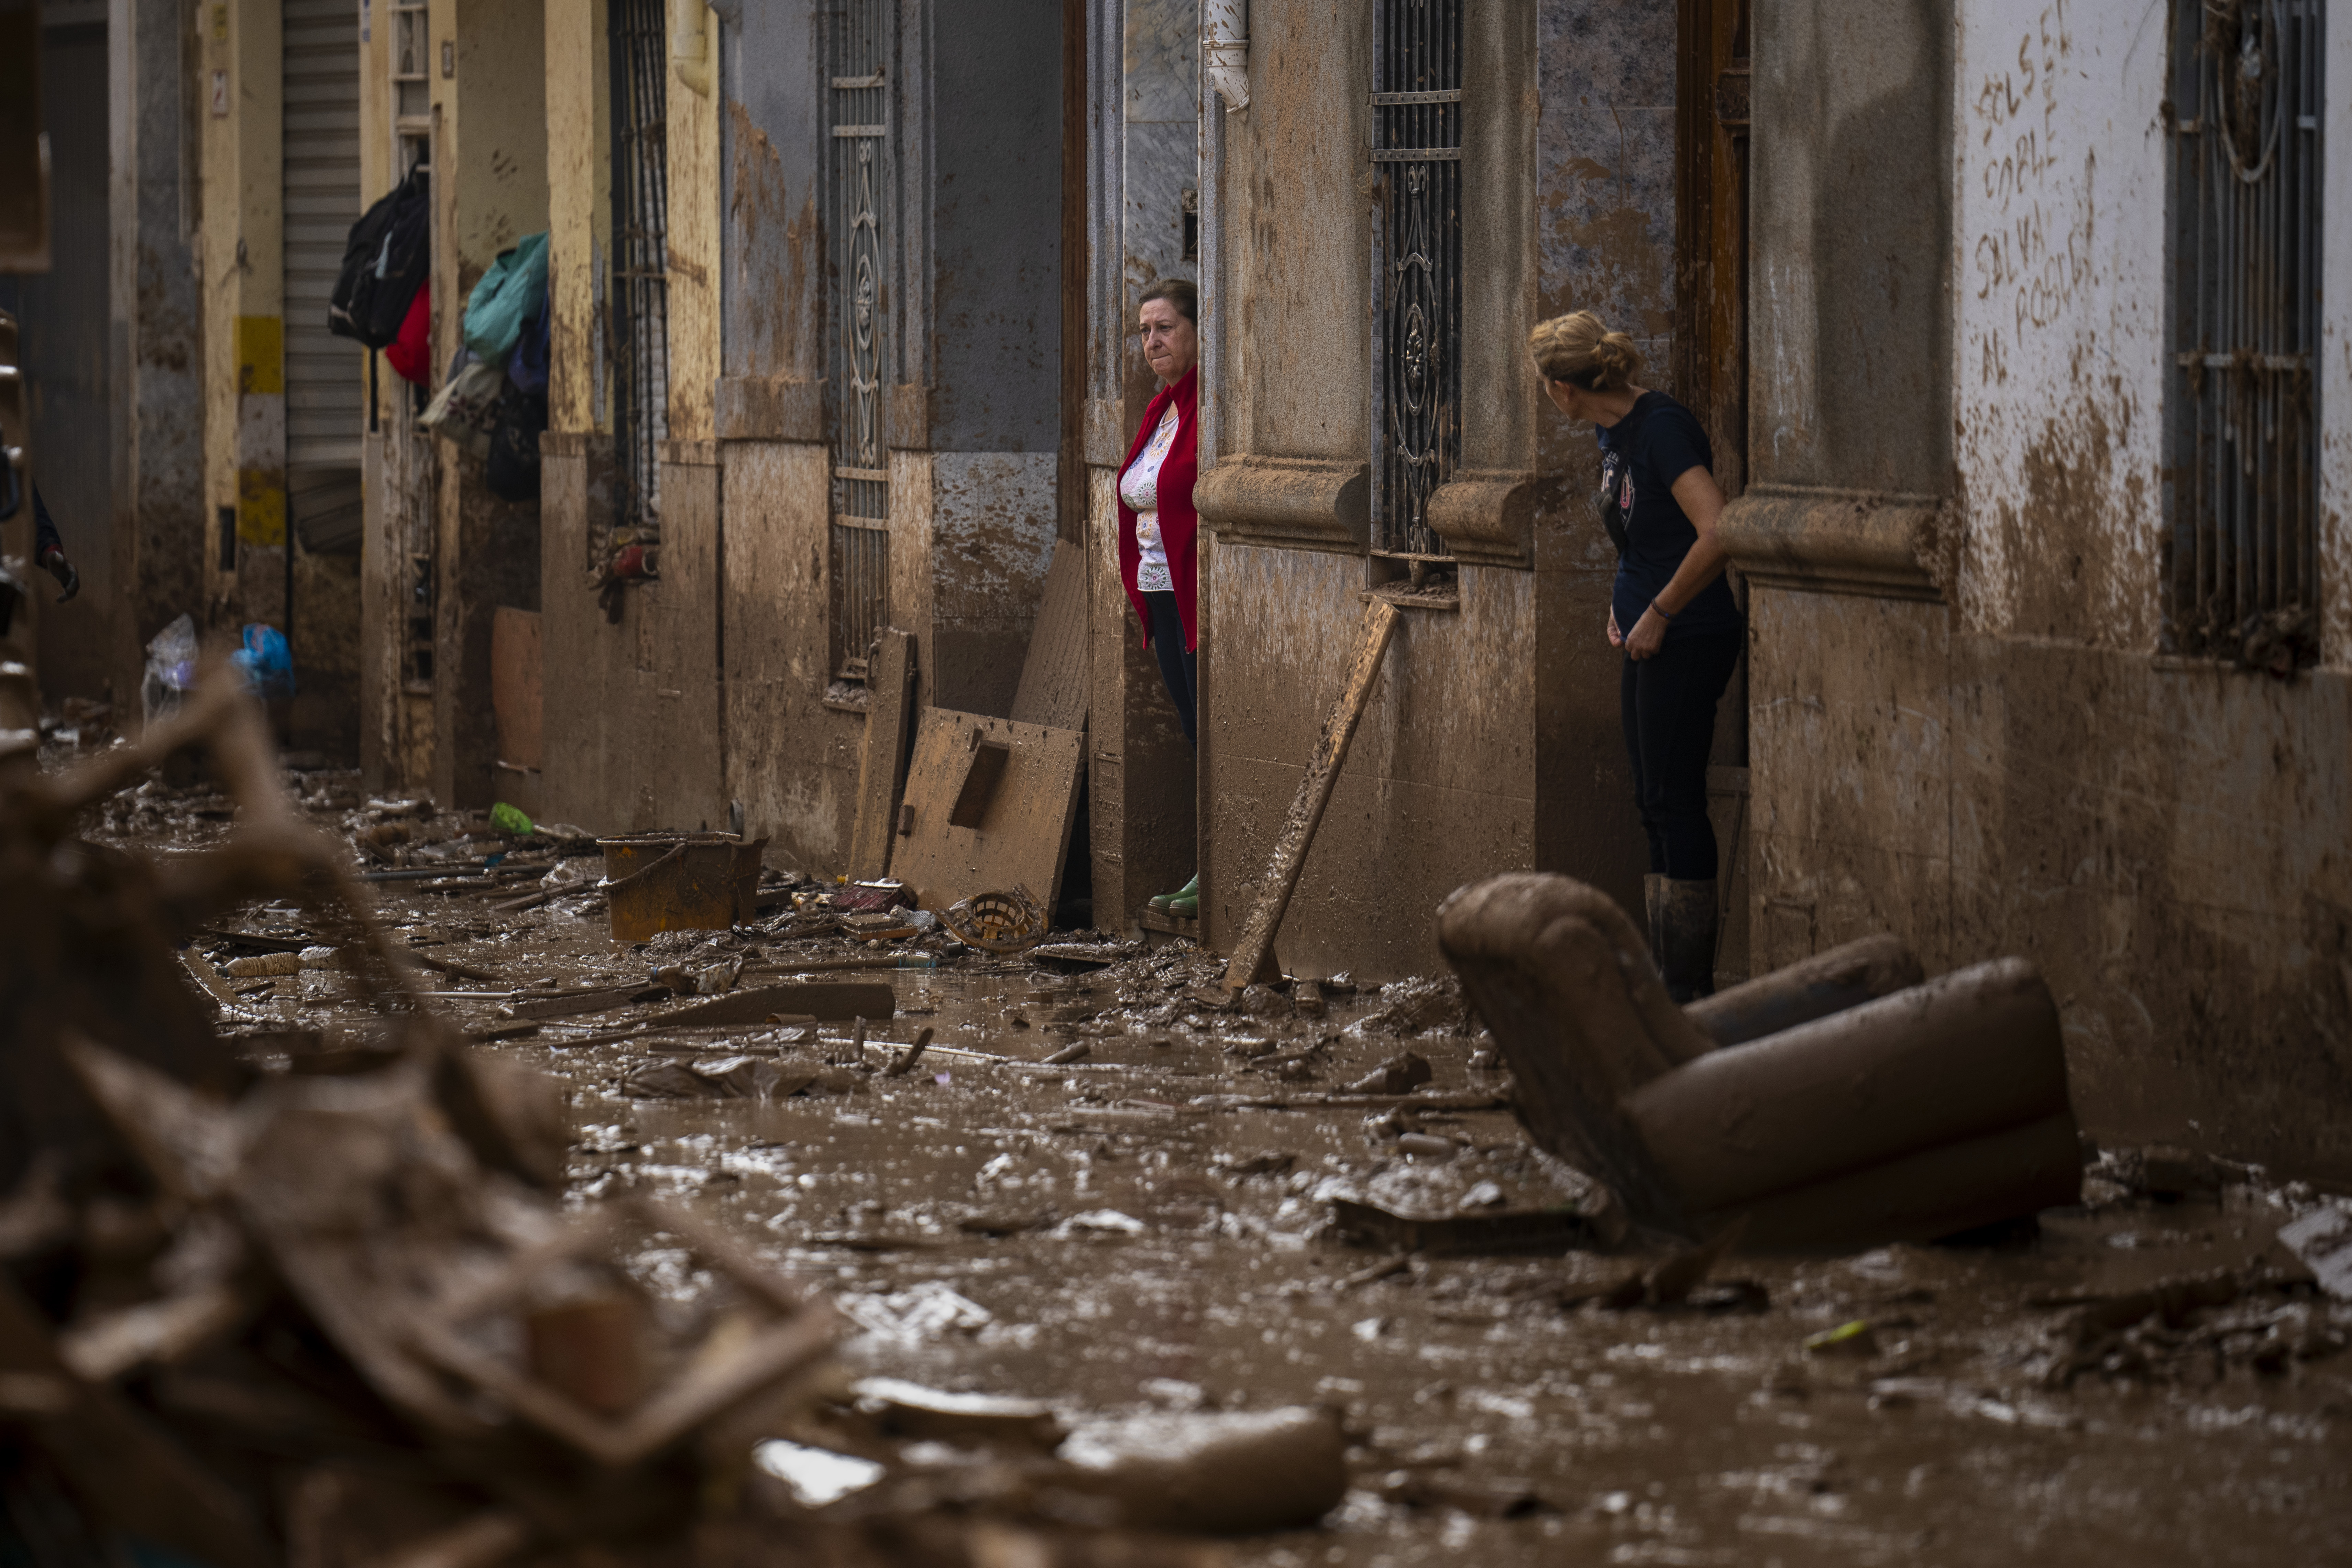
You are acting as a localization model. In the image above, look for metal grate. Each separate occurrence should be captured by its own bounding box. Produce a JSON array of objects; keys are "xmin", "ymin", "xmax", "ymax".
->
[
  {"xmin": 831, "ymin": 520, "xmax": 889, "ymax": 681},
  {"xmin": 1370, "ymin": 0, "xmax": 1463, "ymax": 559},
  {"xmin": 828, "ymin": 0, "xmax": 893, "ymax": 677},
  {"xmin": 2167, "ymin": 0, "xmax": 2324, "ymax": 666},
  {"xmin": 610, "ymin": 0, "xmax": 670, "ymax": 543}
]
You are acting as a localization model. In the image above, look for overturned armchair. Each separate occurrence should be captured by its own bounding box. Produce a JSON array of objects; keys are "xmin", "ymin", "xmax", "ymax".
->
[{"xmin": 1438, "ymin": 874, "xmax": 2083, "ymax": 1251}]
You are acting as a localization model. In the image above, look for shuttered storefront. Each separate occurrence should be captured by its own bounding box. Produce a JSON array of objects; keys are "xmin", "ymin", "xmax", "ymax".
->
[{"xmin": 283, "ymin": 0, "xmax": 363, "ymax": 548}]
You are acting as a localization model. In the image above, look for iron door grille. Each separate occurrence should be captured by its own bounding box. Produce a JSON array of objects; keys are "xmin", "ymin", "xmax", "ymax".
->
[
  {"xmin": 2167, "ymin": 0, "xmax": 2324, "ymax": 667},
  {"xmin": 611, "ymin": 0, "xmax": 670, "ymax": 545},
  {"xmin": 828, "ymin": 0, "xmax": 893, "ymax": 681},
  {"xmin": 1371, "ymin": 0, "xmax": 1464, "ymax": 560}
]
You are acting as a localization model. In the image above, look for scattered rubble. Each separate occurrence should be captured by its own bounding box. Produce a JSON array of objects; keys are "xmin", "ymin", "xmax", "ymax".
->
[{"xmin": 16, "ymin": 689, "xmax": 2351, "ymax": 1562}]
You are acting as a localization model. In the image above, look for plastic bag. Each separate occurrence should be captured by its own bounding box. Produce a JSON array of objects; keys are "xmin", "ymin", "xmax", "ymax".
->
[
  {"xmin": 417, "ymin": 350, "xmax": 506, "ymax": 458},
  {"xmin": 140, "ymin": 613, "xmax": 199, "ymax": 727},
  {"xmin": 462, "ymin": 232, "xmax": 549, "ymax": 364},
  {"xmin": 230, "ymin": 623, "xmax": 295, "ymax": 700}
]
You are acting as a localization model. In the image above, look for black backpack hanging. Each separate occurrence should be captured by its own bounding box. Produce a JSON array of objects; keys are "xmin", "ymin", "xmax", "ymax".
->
[{"xmin": 328, "ymin": 166, "xmax": 432, "ymax": 349}]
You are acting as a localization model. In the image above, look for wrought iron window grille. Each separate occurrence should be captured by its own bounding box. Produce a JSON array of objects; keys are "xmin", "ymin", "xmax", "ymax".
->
[
  {"xmin": 2165, "ymin": 0, "xmax": 2324, "ymax": 670},
  {"xmin": 828, "ymin": 0, "xmax": 893, "ymax": 682},
  {"xmin": 609, "ymin": 0, "xmax": 670, "ymax": 558},
  {"xmin": 1370, "ymin": 0, "xmax": 1463, "ymax": 562}
]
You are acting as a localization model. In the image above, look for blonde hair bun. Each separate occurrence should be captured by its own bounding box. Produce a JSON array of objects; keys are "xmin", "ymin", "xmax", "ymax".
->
[{"xmin": 1528, "ymin": 310, "xmax": 1642, "ymax": 392}]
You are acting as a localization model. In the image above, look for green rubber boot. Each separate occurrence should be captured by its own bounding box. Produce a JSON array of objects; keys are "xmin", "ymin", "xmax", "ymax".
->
[
  {"xmin": 1149, "ymin": 873, "xmax": 1198, "ymax": 915},
  {"xmin": 1165, "ymin": 874, "xmax": 1200, "ymax": 920}
]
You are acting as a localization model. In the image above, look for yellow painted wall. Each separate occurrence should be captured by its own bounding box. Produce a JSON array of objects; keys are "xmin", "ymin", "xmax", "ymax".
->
[
  {"xmin": 665, "ymin": 0, "xmax": 719, "ymax": 442},
  {"xmin": 546, "ymin": 0, "xmax": 610, "ymax": 436},
  {"xmin": 200, "ymin": 0, "xmax": 288, "ymax": 568},
  {"xmin": 432, "ymin": 0, "xmax": 552, "ymax": 369}
]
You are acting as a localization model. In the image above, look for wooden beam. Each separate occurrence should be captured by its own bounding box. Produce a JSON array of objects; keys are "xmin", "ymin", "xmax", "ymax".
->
[
  {"xmin": 847, "ymin": 627, "xmax": 917, "ymax": 878},
  {"xmin": 1221, "ymin": 599, "xmax": 1400, "ymax": 991}
]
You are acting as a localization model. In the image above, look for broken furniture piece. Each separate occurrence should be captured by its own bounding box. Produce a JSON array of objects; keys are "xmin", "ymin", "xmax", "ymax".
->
[
  {"xmin": 1437, "ymin": 873, "xmax": 2081, "ymax": 1249},
  {"xmin": 937, "ymin": 885, "xmax": 1052, "ymax": 954},
  {"xmin": 889, "ymin": 710, "xmax": 1085, "ymax": 917},
  {"xmin": 598, "ymin": 832, "xmax": 768, "ymax": 941}
]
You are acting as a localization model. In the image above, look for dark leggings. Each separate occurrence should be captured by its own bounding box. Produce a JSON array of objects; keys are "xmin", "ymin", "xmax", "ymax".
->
[
  {"xmin": 1144, "ymin": 590, "xmax": 1198, "ymax": 748},
  {"xmin": 1621, "ymin": 632, "xmax": 1740, "ymax": 880}
]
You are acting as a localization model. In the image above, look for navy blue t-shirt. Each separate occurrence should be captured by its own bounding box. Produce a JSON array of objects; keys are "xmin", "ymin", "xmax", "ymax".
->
[{"xmin": 1597, "ymin": 391, "xmax": 1740, "ymax": 643}]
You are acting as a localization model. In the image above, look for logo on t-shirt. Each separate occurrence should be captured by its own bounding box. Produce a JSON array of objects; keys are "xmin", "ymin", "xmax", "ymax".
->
[{"xmin": 1602, "ymin": 452, "xmax": 1635, "ymax": 520}]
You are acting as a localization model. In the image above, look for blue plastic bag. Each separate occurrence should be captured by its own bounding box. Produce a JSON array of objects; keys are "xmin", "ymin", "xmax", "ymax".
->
[{"xmin": 230, "ymin": 623, "xmax": 296, "ymax": 700}]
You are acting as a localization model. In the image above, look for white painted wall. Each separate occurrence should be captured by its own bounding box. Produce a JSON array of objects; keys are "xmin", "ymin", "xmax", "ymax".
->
[
  {"xmin": 2322, "ymin": 3, "xmax": 2352, "ymax": 670},
  {"xmin": 1953, "ymin": 0, "xmax": 2350, "ymax": 669},
  {"xmin": 1950, "ymin": 0, "xmax": 2170, "ymax": 647}
]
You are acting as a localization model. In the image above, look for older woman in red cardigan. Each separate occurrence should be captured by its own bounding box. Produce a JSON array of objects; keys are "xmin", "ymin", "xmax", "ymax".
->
[{"xmin": 1119, "ymin": 278, "xmax": 1200, "ymax": 919}]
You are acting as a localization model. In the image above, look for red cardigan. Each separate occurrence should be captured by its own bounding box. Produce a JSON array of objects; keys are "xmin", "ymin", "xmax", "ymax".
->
[{"xmin": 1116, "ymin": 366, "xmax": 1199, "ymax": 652}]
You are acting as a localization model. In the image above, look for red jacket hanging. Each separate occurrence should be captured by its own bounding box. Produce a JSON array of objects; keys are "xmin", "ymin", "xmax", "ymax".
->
[{"xmin": 1116, "ymin": 365, "xmax": 1199, "ymax": 653}]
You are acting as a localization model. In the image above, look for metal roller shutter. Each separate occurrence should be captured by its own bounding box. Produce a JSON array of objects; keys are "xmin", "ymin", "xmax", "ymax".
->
[{"xmin": 282, "ymin": 0, "xmax": 362, "ymax": 477}]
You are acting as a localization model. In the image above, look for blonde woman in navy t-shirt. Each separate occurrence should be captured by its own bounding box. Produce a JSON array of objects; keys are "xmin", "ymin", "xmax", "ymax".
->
[{"xmin": 1530, "ymin": 310, "xmax": 1743, "ymax": 1001}]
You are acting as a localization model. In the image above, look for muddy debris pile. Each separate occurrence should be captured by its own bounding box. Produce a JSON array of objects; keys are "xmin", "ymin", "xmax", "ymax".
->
[{"xmin": 0, "ymin": 672, "xmax": 1345, "ymax": 1568}]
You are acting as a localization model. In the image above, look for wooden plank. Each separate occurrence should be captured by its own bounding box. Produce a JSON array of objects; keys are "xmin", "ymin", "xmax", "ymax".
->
[
  {"xmin": 1008, "ymin": 538, "xmax": 1089, "ymax": 732},
  {"xmin": 890, "ymin": 710, "xmax": 1086, "ymax": 917},
  {"xmin": 655, "ymin": 982, "xmax": 895, "ymax": 1026},
  {"xmin": 1221, "ymin": 599, "xmax": 1400, "ymax": 991},
  {"xmin": 849, "ymin": 627, "xmax": 917, "ymax": 878}
]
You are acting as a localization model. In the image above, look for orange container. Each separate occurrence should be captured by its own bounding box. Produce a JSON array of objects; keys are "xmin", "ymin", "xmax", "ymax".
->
[{"xmin": 597, "ymin": 834, "xmax": 767, "ymax": 942}]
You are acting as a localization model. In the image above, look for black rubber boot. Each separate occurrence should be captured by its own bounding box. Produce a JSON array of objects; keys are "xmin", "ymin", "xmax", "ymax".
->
[{"xmin": 1656, "ymin": 878, "xmax": 1718, "ymax": 1004}]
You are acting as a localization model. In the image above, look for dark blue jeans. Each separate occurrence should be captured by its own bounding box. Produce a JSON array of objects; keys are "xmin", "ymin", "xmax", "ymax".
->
[
  {"xmin": 1621, "ymin": 631, "xmax": 1740, "ymax": 880},
  {"xmin": 1144, "ymin": 590, "xmax": 1198, "ymax": 748}
]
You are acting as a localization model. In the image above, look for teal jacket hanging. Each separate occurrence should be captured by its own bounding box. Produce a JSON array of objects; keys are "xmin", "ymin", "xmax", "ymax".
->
[{"xmin": 462, "ymin": 232, "xmax": 550, "ymax": 363}]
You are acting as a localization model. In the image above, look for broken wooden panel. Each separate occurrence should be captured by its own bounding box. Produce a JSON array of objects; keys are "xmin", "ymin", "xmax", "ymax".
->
[
  {"xmin": 1009, "ymin": 537, "xmax": 1088, "ymax": 732},
  {"xmin": 889, "ymin": 710, "xmax": 1086, "ymax": 916},
  {"xmin": 490, "ymin": 607, "xmax": 543, "ymax": 771},
  {"xmin": 847, "ymin": 627, "xmax": 917, "ymax": 879}
]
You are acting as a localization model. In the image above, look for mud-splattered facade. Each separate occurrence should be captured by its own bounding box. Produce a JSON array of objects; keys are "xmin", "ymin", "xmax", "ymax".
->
[
  {"xmin": 1188, "ymin": 0, "xmax": 1689, "ymax": 978},
  {"xmin": 1725, "ymin": 0, "xmax": 2352, "ymax": 1180},
  {"xmin": 536, "ymin": 0, "xmax": 1072, "ymax": 864}
]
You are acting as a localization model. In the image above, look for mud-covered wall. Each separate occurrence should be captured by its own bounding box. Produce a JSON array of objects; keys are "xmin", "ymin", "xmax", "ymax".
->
[
  {"xmin": 108, "ymin": 0, "xmax": 207, "ymax": 730},
  {"xmin": 198, "ymin": 0, "xmax": 285, "ymax": 636},
  {"xmin": 1205, "ymin": 545, "xmax": 1540, "ymax": 979},
  {"xmin": 428, "ymin": 0, "xmax": 547, "ymax": 810},
  {"xmin": 916, "ymin": 0, "xmax": 1063, "ymax": 719},
  {"xmin": 713, "ymin": 1, "xmax": 855, "ymax": 870},
  {"xmin": 1736, "ymin": 0, "xmax": 2352, "ymax": 1180}
]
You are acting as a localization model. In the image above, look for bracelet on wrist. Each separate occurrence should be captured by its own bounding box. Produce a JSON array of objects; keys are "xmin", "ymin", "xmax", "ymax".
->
[{"xmin": 1650, "ymin": 600, "xmax": 1676, "ymax": 622}]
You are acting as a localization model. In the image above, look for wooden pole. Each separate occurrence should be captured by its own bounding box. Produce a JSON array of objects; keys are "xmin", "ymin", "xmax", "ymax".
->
[
  {"xmin": 847, "ymin": 627, "xmax": 917, "ymax": 878},
  {"xmin": 1221, "ymin": 598, "xmax": 1400, "ymax": 991}
]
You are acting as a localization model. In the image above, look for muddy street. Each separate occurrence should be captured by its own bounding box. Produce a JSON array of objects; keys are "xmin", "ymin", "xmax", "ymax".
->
[{"xmin": 65, "ymin": 758, "xmax": 2349, "ymax": 1567}]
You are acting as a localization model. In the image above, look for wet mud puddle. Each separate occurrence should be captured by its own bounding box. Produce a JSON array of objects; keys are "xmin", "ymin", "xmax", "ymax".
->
[{"xmin": 87, "ymin": 766, "xmax": 2352, "ymax": 1566}]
